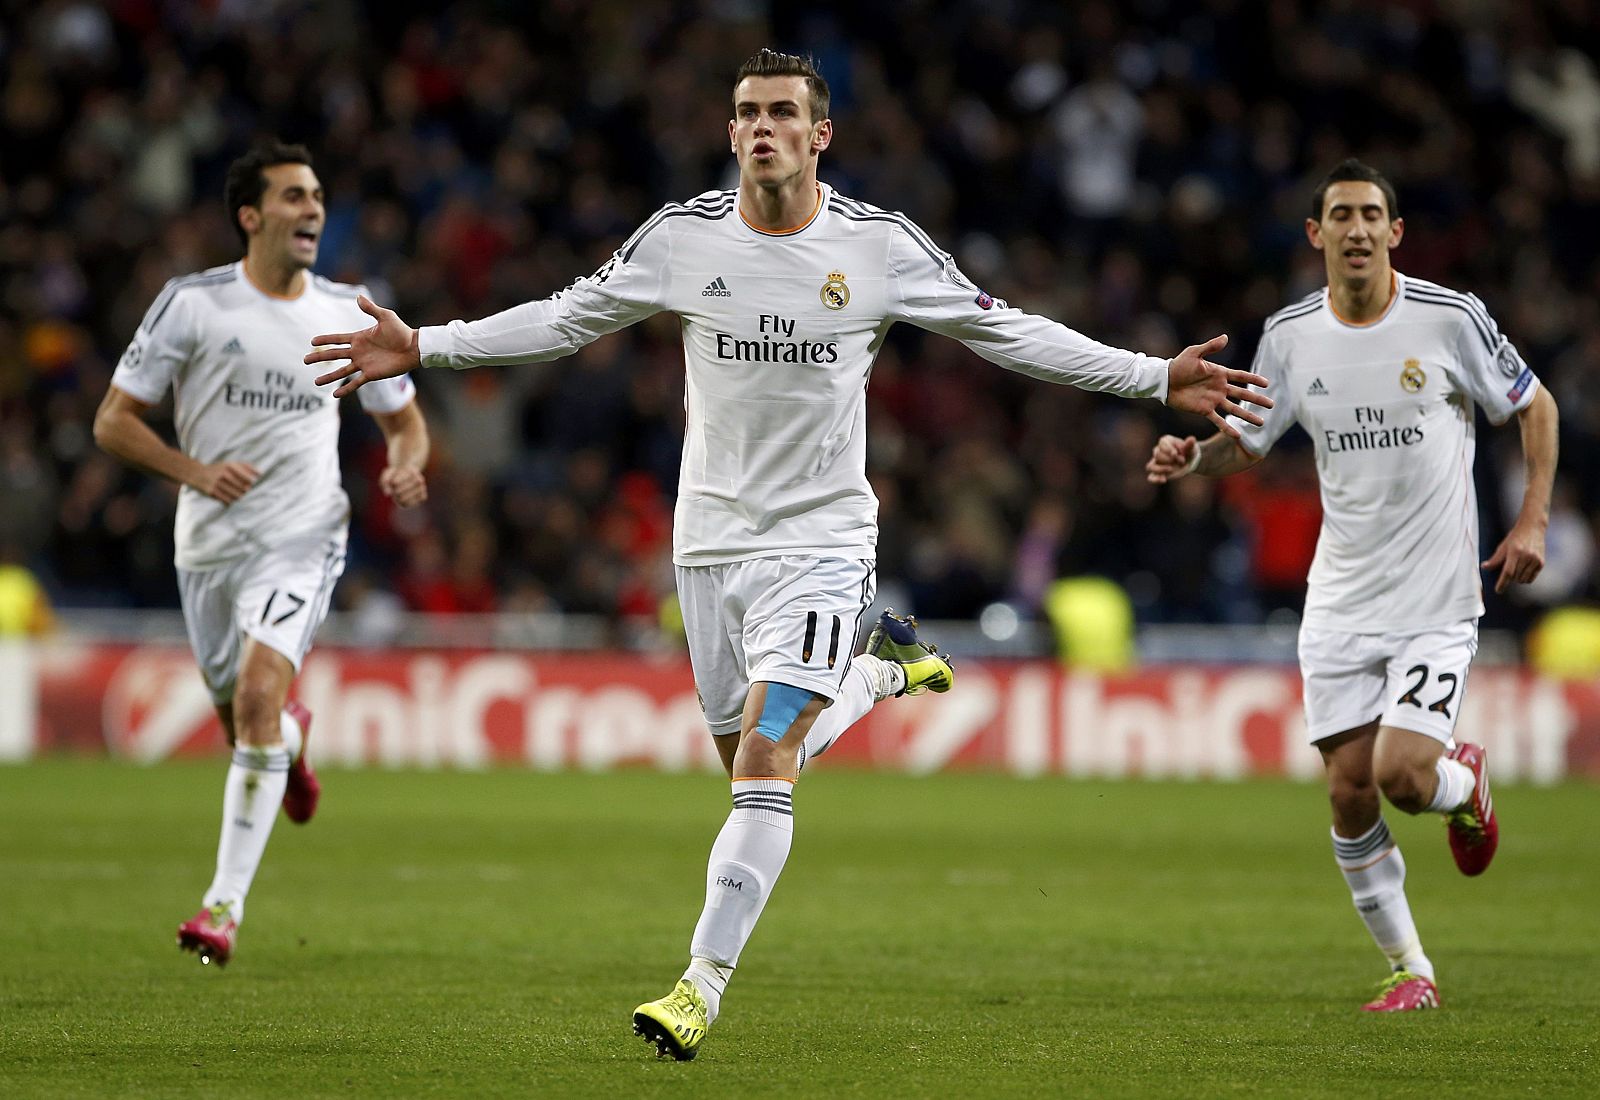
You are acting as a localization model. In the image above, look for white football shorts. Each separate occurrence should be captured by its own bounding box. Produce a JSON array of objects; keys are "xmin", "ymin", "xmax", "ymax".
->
[
  {"xmin": 677, "ymin": 556, "xmax": 876, "ymax": 736},
  {"xmin": 177, "ymin": 530, "xmax": 348, "ymax": 705},
  {"xmin": 1298, "ymin": 618, "xmax": 1479, "ymax": 745}
]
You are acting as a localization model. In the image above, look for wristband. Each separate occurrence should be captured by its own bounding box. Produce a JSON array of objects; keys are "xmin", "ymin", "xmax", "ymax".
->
[{"xmin": 1181, "ymin": 447, "xmax": 1202, "ymax": 476}]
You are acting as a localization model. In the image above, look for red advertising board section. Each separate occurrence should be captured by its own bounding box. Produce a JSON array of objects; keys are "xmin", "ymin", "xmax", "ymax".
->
[{"xmin": 23, "ymin": 642, "xmax": 1600, "ymax": 779}]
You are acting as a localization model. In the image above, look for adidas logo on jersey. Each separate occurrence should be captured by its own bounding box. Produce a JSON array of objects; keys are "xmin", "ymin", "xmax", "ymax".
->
[
  {"xmin": 1306, "ymin": 377, "xmax": 1328, "ymax": 396},
  {"xmin": 222, "ymin": 337, "xmax": 244, "ymax": 354},
  {"xmin": 702, "ymin": 277, "xmax": 731, "ymax": 298}
]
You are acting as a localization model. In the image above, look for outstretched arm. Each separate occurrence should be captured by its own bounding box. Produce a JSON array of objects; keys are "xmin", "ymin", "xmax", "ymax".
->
[
  {"xmin": 1145, "ymin": 431, "xmax": 1261, "ymax": 484},
  {"xmin": 371, "ymin": 399, "xmax": 430, "ymax": 508},
  {"xmin": 1482, "ymin": 384, "xmax": 1559, "ymax": 593},
  {"xmin": 886, "ymin": 225, "xmax": 1272, "ymax": 428},
  {"xmin": 92, "ymin": 386, "xmax": 259, "ymax": 503}
]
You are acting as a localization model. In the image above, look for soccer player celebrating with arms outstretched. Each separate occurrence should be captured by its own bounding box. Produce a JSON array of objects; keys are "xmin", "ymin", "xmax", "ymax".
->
[
  {"xmin": 307, "ymin": 50, "xmax": 1272, "ymax": 1058},
  {"xmin": 96, "ymin": 142, "xmax": 430, "ymax": 967},
  {"xmin": 1146, "ymin": 159, "xmax": 1558, "ymax": 1012}
]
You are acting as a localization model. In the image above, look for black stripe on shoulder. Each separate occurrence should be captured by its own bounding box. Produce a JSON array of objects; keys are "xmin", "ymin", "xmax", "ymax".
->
[
  {"xmin": 184, "ymin": 263, "xmax": 238, "ymax": 282},
  {"xmin": 832, "ymin": 207, "xmax": 947, "ymax": 268},
  {"xmin": 1263, "ymin": 294, "xmax": 1324, "ymax": 332},
  {"xmin": 1403, "ymin": 288, "xmax": 1496, "ymax": 353},
  {"xmin": 144, "ymin": 268, "xmax": 238, "ymax": 333},
  {"xmin": 312, "ymin": 274, "xmax": 365, "ymax": 298},
  {"xmin": 830, "ymin": 192, "xmax": 881, "ymax": 217},
  {"xmin": 1404, "ymin": 283, "xmax": 1497, "ymax": 336},
  {"xmin": 1402, "ymin": 279, "xmax": 1497, "ymax": 334},
  {"xmin": 831, "ymin": 195, "xmax": 947, "ymax": 264},
  {"xmin": 620, "ymin": 194, "xmax": 736, "ymax": 263}
]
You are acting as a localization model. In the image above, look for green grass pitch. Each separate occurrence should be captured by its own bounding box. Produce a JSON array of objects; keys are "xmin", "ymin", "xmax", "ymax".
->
[{"xmin": 1, "ymin": 761, "xmax": 1595, "ymax": 1098}]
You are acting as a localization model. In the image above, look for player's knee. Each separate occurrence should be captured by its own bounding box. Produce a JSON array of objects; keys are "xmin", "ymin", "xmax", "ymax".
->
[
  {"xmin": 1326, "ymin": 772, "xmax": 1376, "ymax": 818},
  {"xmin": 1373, "ymin": 756, "xmax": 1428, "ymax": 810},
  {"xmin": 733, "ymin": 733, "xmax": 790, "ymax": 777}
]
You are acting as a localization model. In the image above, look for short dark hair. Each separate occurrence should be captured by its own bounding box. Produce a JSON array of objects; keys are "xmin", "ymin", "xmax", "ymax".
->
[
  {"xmin": 734, "ymin": 48, "xmax": 830, "ymax": 124},
  {"xmin": 223, "ymin": 140, "xmax": 314, "ymax": 248},
  {"xmin": 1311, "ymin": 158, "xmax": 1399, "ymax": 221}
]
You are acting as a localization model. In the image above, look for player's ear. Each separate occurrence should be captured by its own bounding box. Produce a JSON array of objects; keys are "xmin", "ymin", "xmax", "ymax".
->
[
  {"xmin": 238, "ymin": 205, "xmax": 262, "ymax": 238},
  {"xmin": 729, "ymin": 118, "xmax": 737, "ymax": 154},
  {"xmin": 1305, "ymin": 217, "xmax": 1323, "ymax": 250},
  {"xmin": 811, "ymin": 118, "xmax": 832, "ymax": 156},
  {"xmin": 1388, "ymin": 216, "xmax": 1404, "ymax": 249}
]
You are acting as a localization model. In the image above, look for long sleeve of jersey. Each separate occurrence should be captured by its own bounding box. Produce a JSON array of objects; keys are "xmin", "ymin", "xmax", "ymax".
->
[
  {"xmin": 886, "ymin": 224, "xmax": 1170, "ymax": 402},
  {"xmin": 416, "ymin": 231, "xmax": 668, "ymax": 368}
]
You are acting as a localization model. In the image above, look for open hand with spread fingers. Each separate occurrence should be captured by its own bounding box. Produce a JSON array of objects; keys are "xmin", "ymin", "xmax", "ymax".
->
[
  {"xmin": 1165, "ymin": 334, "xmax": 1273, "ymax": 438},
  {"xmin": 305, "ymin": 295, "xmax": 421, "ymax": 398}
]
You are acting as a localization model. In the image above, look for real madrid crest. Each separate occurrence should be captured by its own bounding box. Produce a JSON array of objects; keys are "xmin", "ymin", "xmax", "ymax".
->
[
  {"xmin": 820, "ymin": 270, "xmax": 849, "ymax": 310},
  {"xmin": 1400, "ymin": 358, "xmax": 1425, "ymax": 393}
]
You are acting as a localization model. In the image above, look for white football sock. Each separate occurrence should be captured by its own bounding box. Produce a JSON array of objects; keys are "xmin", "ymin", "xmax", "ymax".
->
[
  {"xmin": 1332, "ymin": 819, "xmax": 1433, "ymax": 981},
  {"xmin": 682, "ymin": 957, "xmax": 733, "ymax": 1025},
  {"xmin": 687, "ymin": 779, "xmax": 795, "ymax": 1023},
  {"xmin": 279, "ymin": 709, "xmax": 304, "ymax": 761},
  {"xmin": 865, "ymin": 654, "xmax": 908, "ymax": 699},
  {"xmin": 201, "ymin": 746, "xmax": 290, "ymax": 924},
  {"xmin": 800, "ymin": 660, "xmax": 882, "ymax": 766},
  {"xmin": 1424, "ymin": 755, "xmax": 1474, "ymax": 813}
]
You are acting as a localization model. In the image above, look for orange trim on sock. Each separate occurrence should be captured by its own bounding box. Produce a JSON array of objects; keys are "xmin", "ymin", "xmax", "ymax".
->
[{"xmin": 1343, "ymin": 845, "xmax": 1397, "ymax": 872}]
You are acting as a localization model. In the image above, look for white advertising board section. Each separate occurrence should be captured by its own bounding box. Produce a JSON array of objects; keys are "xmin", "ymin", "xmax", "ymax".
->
[{"xmin": 12, "ymin": 642, "xmax": 1598, "ymax": 780}]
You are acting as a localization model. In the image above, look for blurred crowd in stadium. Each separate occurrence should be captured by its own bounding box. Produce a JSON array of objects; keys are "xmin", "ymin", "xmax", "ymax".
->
[{"xmin": 3, "ymin": 0, "xmax": 1598, "ymax": 647}]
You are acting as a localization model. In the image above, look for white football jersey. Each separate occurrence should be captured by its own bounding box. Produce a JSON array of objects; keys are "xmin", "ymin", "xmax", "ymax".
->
[
  {"xmin": 111, "ymin": 262, "xmax": 416, "ymax": 570},
  {"xmin": 419, "ymin": 183, "xmax": 1170, "ymax": 564},
  {"xmin": 1230, "ymin": 272, "xmax": 1540, "ymax": 632}
]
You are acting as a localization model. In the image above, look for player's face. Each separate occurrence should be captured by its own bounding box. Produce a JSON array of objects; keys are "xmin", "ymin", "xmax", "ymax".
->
[
  {"xmin": 730, "ymin": 76, "xmax": 831, "ymax": 188},
  {"xmin": 1307, "ymin": 180, "xmax": 1404, "ymax": 283},
  {"xmin": 243, "ymin": 163, "xmax": 326, "ymax": 269}
]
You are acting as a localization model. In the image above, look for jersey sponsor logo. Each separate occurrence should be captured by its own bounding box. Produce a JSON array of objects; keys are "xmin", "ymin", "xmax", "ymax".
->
[
  {"xmin": 820, "ymin": 270, "xmax": 849, "ymax": 310},
  {"xmin": 1399, "ymin": 359, "xmax": 1426, "ymax": 393},
  {"xmin": 1507, "ymin": 365, "xmax": 1534, "ymax": 403},
  {"xmin": 715, "ymin": 314, "xmax": 840, "ymax": 364},
  {"xmin": 224, "ymin": 371, "xmax": 326, "ymax": 414},
  {"xmin": 1306, "ymin": 377, "xmax": 1328, "ymax": 396},
  {"xmin": 222, "ymin": 336, "xmax": 244, "ymax": 355},
  {"xmin": 702, "ymin": 276, "xmax": 732, "ymax": 298},
  {"xmin": 713, "ymin": 332, "xmax": 839, "ymax": 364},
  {"xmin": 1323, "ymin": 405, "xmax": 1423, "ymax": 454}
]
